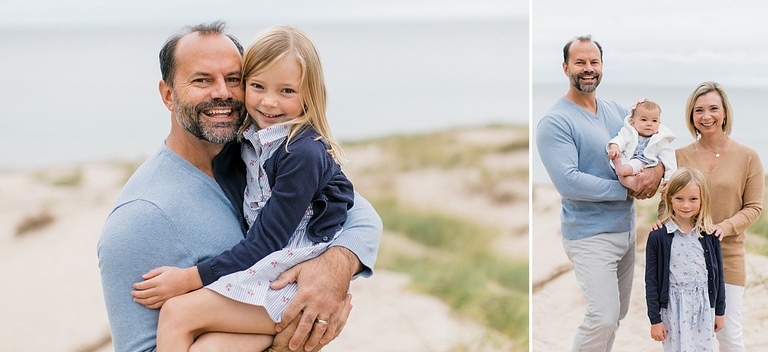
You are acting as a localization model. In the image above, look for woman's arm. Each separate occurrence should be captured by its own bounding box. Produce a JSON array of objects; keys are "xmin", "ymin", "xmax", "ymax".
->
[{"xmin": 719, "ymin": 152, "xmax": 763, "ymax": 237}]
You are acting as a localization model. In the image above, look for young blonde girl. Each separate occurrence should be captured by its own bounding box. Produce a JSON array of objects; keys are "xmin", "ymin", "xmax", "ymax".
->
[
  {"xmin": 148, "ymin": 25, "xmax": 354, "ymax": 351},
  {"xmin": 645, "ymin": 167, "xmax": 725, "ymax": 351}
]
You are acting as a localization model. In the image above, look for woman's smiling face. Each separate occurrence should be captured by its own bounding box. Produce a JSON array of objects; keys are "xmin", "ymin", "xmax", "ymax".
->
[{"xmin": 692, "ymin": 91, "xmax": 725, "ymax": 136}]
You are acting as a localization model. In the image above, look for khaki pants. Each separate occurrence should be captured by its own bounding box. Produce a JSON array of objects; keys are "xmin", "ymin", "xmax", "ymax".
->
[{"xmin": 562, "ymin": 230, "xmax": 636, "ymax": 352}]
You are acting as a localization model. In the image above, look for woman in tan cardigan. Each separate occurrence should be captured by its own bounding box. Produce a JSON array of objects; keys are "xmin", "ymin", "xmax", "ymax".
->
[{"xmin": 673, "ymin": 81, "xmax": 764, "ymax": 351}]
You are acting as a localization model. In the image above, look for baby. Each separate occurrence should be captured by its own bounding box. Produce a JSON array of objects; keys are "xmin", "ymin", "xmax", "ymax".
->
[{"xmin": 607, "ymin": 98, "xmax": 676, "ymax": 192}]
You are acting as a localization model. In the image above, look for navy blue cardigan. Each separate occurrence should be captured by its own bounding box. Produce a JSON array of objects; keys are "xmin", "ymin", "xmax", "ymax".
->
[
  {"xmin": 197, "ymin": 127, "xmax": 354, "ymax": 286},
  {"xmin": 644, "ymin": 225, "xmax": 726, "ymax": 324}
]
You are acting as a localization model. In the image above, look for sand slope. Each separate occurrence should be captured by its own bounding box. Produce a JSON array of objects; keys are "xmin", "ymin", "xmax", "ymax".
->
[
  {"xmin": 0, "ymin": 126, "xmax": 526, "ymax": 351},
  {"xmin": 532, "ymin": 184, "xmax": 768, "ymax": 351}
]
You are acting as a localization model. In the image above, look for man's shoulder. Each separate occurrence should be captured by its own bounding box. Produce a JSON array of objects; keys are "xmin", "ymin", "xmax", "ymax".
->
[{"xmin": 597, "ymin": 98, "xmax": 629, "ymax": 119}]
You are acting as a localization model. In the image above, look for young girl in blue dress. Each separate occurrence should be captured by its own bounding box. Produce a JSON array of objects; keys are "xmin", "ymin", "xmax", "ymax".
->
[
  {"xmin": 149, "ymin": 25, "xmax": 354, "ymax": 351},
  {"xmin": 645, "ymin": 167, "xmax": 725, "ymax": 351}
]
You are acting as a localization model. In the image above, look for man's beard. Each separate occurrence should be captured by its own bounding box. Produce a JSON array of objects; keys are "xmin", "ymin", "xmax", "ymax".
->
[
  {"xmin": 570, "ymin": 72, "xmax": 601, "ymax": 93},
  {"xmin": 173, "ymin": 93, "xmax": 245, "ymax": 144}
]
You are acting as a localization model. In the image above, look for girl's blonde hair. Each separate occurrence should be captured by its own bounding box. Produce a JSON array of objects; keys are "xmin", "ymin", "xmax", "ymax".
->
[
  {"xmin": 684, "ymin": 81, "xmax": 733, "ymax": 139},
  {"xmin": 660, "ymin": 167, "xmax": 714, "ymax": 235},
  {"xmin": 239, "ymin": 25, "xmax": 345, "ymax": 164}
]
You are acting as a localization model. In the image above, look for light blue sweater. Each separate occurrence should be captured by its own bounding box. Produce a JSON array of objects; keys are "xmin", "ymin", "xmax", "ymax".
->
[
  {"xmin": 97, "ymin": 144, "xmax": 382, "ymax": 352},
  {"xmin": 536, "ymin": 97, "xmax": 635, "ymax": 240}
]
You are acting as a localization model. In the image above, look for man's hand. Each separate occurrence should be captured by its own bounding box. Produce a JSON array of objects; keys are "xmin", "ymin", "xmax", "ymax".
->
[
  {"xmin": 268, "ymin": 294, "xmax": 353, "ymax": 352},
  {"xmin": 269, "ymin": 247, "xmax": 359, "ymax": 351},
  {"xmin": 131, "ymin": 266, "xmax": 202, "ymax": 309},
  {"xmin": 628, "ymin": 163, "xmax": 664, "ymax": 200}
]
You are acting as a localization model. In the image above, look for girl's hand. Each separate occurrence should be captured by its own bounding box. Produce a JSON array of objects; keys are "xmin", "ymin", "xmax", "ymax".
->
[
  {"xmin": 713, "ymin": 225, "xmax": 725, "ymax": 241},
  {"xmin": 607, "ymin": 144, "xmax": 620, "ymax": 160},
  {"xmin": 130, "ymin": 266, "xmax": 202, "ymax": 309},
  {"xmin": 714, "ymin": 315, "xmax": 725, "ymax": 332},
  {"xmin": 650, "ymin": 322, "xmax": 667, "ymax": 341}
]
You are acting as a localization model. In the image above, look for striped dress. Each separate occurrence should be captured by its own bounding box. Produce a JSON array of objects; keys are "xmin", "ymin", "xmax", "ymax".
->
[{"xmin": 206, "ymin": 124, "xmax": 338, "ymax": 322}]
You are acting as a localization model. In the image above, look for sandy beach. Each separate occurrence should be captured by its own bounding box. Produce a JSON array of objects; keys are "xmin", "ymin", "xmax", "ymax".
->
[
  {"xmin": 532, "ymin": 184, "xmax": 768, "ymax": 351},
  {"xmin": 0, "ymin": 126, "xmax": 525, "ymax": 351}
]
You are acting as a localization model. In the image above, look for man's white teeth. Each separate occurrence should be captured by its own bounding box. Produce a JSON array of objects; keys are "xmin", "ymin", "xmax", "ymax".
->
[{"xmin": 206, "ymin": 109, "xmax": 231, "ymax": 115}]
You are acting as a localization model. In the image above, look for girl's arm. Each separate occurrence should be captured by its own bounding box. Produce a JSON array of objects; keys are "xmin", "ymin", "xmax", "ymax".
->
[
  {"xmin": 132, "ymin": 134, "xmax": 353, "ymax": 307},
  {"xmin": 644, "ymin": 230, "xmax": 663, "ymax": 325},
  {"xmin": 713, "ymin": 236, "xmax": 726, "ymax": 317},
  {"xmin": 650, "ymin": 322, "xmax": 667, "ymax": 342},
  {"xmin": 197, "ymin": 133, "xmax": 352, "ymax": 285}
]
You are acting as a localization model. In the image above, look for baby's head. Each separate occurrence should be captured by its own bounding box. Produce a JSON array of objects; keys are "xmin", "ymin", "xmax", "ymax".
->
[{"xmin": 629, "ymin": 98, "xmax": 661, "ymax": 137}]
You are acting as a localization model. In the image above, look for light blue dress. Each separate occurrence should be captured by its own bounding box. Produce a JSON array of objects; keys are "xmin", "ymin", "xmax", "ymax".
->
[{"xmin": 660, "ymin": 222, "xmax": 715, "ymax": 351}]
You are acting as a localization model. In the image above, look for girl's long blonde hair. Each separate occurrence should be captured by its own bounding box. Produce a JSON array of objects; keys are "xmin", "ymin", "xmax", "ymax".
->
[
  {"xmin": 659, "ymin": 167, "xmax": 714, "ymax": 235},
  {"xmin": 239, "ymin": 25, "xmax": 345, "ymax": 164}
]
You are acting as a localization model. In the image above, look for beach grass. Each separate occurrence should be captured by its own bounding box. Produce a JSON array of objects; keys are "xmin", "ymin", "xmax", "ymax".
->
[
  {"xmin": 354, "ymin": 125, "xmax": 530, "ymax": 350},
  {"xmin": 346, "ymin": 124, "xmax": 528, "ymax": 172},
  {"xmin": 372, "ymin": 198, "xmax": 529, "ymax": 349},
  {"xmin": 744, "ymin": 177, "xmax": 768, "ymax": 255}
]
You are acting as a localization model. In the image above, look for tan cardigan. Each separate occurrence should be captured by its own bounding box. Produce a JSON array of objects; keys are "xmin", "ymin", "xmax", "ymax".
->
[{"xmin": 675, "ymin": 140, "xmax": 764, "ymax": 286}]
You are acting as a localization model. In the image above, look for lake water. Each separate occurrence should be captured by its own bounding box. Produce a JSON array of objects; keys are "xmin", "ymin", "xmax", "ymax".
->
[
  {"xmin": 532, "ymin": 82, "xmax": 768, "ymax": 184},
  {"xmin": 0, "ymin": 18, "xmax": 527, "ymax": 171}
]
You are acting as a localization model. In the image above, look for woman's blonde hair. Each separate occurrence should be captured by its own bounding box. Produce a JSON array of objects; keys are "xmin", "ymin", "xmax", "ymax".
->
[
  {"xmin": 239, "ymin": 25, "xmax": 345, "ymax": 164},
  {"xmin": 684, "ymin": 81, "xmax": 733, "ymax": 139},
  {"xmin": 660, "ymin": 167, "xmax": 714, "ymax": 235}
]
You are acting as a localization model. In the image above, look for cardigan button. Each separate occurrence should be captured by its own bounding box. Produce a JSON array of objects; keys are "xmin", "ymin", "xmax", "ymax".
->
[{"xmin": 322, "ymin": 236, "xmax": 330, "ymax": 242}]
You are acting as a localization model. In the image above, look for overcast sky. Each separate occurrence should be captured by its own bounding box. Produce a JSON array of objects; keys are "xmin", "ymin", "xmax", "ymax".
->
[
  {"xmin": 0, "ymin": 0, "xmax": 527, "ymax": 27},
  {"xmin": 533, "ymin": 0, "xmax": 768, "ymax": 87}
]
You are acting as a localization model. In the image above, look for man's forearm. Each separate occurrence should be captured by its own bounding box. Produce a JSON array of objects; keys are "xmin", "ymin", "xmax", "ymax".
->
[{"xmin": 325, "ymin": 246, "xmax": 362, "ymax": 278}]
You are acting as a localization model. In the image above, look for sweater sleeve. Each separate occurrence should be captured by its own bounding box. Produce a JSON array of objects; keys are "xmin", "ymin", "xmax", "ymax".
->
[
  {"xmin": 713, "ymin": 236, "xmax": 727, "ymax": 316},
  {"xmin": 330, "ymin": 192, "xmax": 383, "ymax": 278},
  {"xmin": 537, "ymin": 115, "xmax": 628, "ymax": 202},
  {"xmin": 98, "ymin": 200, "xmax": 195, "ymax": 352},
  {"xmin": 198, "ymin": 135, "xmax": 333, "ymax": 285},
  {"xmin": 645, "ymin": 229, "xmax": 663, "ymax": 324},
  {"xmin": 719, "ymin": 150, "xmax": 763, "ymax": 237}
]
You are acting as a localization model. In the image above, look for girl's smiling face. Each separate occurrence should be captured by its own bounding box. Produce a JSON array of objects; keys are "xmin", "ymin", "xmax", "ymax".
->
[
  {"xmin": 671, "ymin": 181, "xmax": 702, "ymax": 226},
  {"xmin": 245, "ymin": 55, "xmax": 304, "ymax": 129}
]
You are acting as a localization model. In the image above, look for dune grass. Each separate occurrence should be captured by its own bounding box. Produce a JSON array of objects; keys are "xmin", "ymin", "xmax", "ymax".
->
[
  {"xmin": 346, "ymin": 124, "xmax": 529, "ymax": 350},
  {"xmin": 744, "ymin": 177, "xmax": 768, "ymax": 255},
  {"xmin": 371, "ymin": 197, "xmax": 529, "ymax": 349}
]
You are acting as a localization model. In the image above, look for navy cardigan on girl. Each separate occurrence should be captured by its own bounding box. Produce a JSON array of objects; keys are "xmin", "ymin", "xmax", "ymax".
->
[{"xmin": 644, "ymin": 225, "xmax": 726, "ymax": 325}]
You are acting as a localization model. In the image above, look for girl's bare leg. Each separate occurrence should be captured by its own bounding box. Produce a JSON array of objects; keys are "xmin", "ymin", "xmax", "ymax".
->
[
  {"xmin": 617, "ymin": 175, "xmax": 638, "ymax": 192},
  {"xmin": 157, "ymin": 288, "xmax": 277, "ymax": 352},
  {"xmin": 612, "ymin": 158, "xmax": 636, "ymax": 177},
  {"xmin": 190, "ymin": 332, "xmax": 273, "ymax": 352}
]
